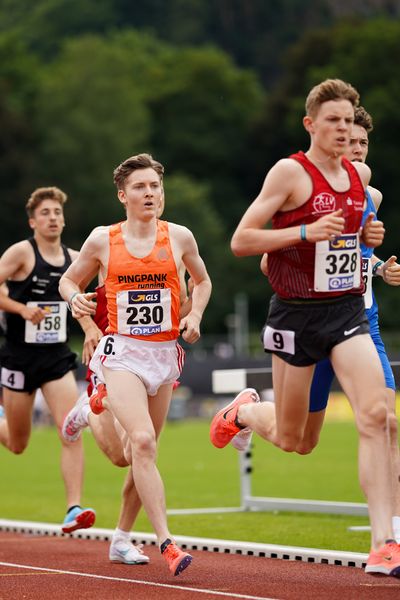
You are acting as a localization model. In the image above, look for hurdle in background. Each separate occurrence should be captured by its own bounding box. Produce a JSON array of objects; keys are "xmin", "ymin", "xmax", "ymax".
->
[
  {"xmin": 212, "ymin": 367, "xmax": 367, "ymax": 517},
  {"xmin": 167, "ymin": 363, "xmax": 399, "ymax": 518},
  {"xmin": 209, "ymin": 363, "xmax": 400, "ymax": 517}
]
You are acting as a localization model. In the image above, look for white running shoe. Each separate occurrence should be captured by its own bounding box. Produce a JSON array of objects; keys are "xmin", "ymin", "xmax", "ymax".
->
[
  {"xmin": 62, "ymin": 392, "xmax": 90, "ymax": 442},
  {"xmin": 109, "ymin": 539, "xmax": 150, "ymax": 564},
  {"xmin": 230, "ymin": 388, "xmax": 260, "ymax": 451}
]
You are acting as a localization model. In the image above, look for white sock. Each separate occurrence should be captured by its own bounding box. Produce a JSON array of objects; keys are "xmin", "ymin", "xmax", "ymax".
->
[
  {"xmin": 81, "ymin": 404, "xmax": 91, "ymax": 424},
  {"xmin": 112, "ymin": 528, "xmax": 131, "ymax": 543},
  {"xmin": 392, "ymin": 516, "xmax": 400, "ymax": 543}
]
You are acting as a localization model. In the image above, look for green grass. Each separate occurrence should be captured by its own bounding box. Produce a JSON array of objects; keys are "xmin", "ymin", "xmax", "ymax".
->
[{"xmin": 0, "ymin": 420, "xmax": 372, "ymax": 553}]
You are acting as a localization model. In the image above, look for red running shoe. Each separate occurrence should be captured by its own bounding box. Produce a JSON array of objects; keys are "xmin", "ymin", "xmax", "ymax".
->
[
  {"xmin": 61, "ymin": 507, "xmax": 96, "ymax": 534},
  {"xmin": 209, "ymin": 388, "xmax": 260, "ymax": 449},
  {"xmin": 89, "ymin": 383, "xmax": 107, "ymax": 415},
  {"xmin": 160, "ymin": 539, "xmax": 193, "ymax": 576},
  {"xmin": 365, "ymin": 541, "xmax": 400, "ymax": 577}
]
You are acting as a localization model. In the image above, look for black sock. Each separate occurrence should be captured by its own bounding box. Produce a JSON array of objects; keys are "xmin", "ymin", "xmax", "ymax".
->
[
  {"xmin": 160, "ymin": 538, "xmax": 172, "ymax": 554},
  {"xmin": 234, "ymin": 414, "xmax": 245, "ymax": 430},
  {"xmin": 67, "ymin": 505, "xmax": 81, "ymax": 514}
]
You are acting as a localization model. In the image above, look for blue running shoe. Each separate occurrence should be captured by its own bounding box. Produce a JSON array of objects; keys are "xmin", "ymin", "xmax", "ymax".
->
[
  {"xmin": 61, "ymin": 506, "xmax": 96, "ymax": 533},
  {"xmin": 0, "ymin": 405, "xmax": 4, "ymax": 419}
]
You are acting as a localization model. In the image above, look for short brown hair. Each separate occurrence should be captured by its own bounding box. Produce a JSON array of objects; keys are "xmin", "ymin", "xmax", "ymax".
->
[
  {"xmin": 26, "ymin": 186, "xmax": 67, "ymax": 217},
  {"xmin": 113, "ymin": 153, "xmax": 164, "ymax": 190},
  {"xmin": 305, "ymin": 79, "xmax": 360, "ymax": 118},
  {"xmin": 354, "ymin": 106, "xmax": 373, "ymax": 133}
]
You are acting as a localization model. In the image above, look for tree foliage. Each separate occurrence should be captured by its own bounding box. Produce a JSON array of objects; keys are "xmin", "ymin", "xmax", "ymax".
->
[
  {"xmin": 248, "ymin": 17, "xmax": 400, "ymax": 326},
  {"xmin": 1, "ymin": 2, "xmax": 400, "ymax": 332},
  {"xmin": 0, "ymin": 34, "xmax": 40, "ymax": 242}
]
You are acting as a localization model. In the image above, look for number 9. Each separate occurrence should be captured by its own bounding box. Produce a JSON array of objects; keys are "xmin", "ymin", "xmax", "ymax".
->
[{"xmin": 272, "ymin": 331, "xmax": 284, "ymax": 350}]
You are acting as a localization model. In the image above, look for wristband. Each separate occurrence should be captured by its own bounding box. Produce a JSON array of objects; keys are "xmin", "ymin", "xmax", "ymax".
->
[
  {"xmin": 68, "ymin": 291, "xmax": 80, "ymax": 311},
  {"xmin": 300, "ymin": 224, "xmax": 307, "ymax": 242},
  {"xmin": 372, "ymin": 260, "xmax": 384, "ymax": 277}
]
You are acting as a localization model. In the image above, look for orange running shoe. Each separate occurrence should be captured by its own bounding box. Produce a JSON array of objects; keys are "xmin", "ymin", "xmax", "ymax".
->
[
  {"xmin": 160, "ymin": 538, "xmax": 193, "ymax": 576},
  {"xmin": 210, "ymin": 388, "xmax": 260, "ymax": 449},
  {"xmin": 89, "ymin": 383, "xmax": 107, "ymax": 415},
  {"xmin": 365, "ymin": 541, "xmax": 400, "ymax": 577}
]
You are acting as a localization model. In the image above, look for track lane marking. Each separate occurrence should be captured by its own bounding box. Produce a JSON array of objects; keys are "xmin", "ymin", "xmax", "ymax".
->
[
  {"xmin": 0, "ymin": 561, "xmax": 280, "ymax": 599},
  {"xmin": 0, "ymin": 572, "xmax": 57, "ymax": 577}
]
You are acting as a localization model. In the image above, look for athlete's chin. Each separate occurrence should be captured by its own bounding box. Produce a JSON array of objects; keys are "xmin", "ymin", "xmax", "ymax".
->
[
  {"xmin": 141, "ymin": 211, "xmax": 157, "ymax": 221},
  {"xmin": 46, "ymin": 230, "xmax": 61, "ymax": 239}
]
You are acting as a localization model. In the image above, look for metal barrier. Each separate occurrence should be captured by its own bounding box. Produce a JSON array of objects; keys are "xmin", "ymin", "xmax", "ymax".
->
[
  {"xmin": 212, "ymin": 367, "xmax": 367, "ymax": 516},
  {"xmin": 167, "ymin": 363, "xmax": 399, "ymax": 517},
  {"xmin": 210, "ymin": 364, "xmax": 400, "ymax": 517}
]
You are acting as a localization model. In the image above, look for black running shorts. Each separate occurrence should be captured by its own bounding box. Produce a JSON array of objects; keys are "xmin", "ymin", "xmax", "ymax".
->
[
  {"xmin": 262, "ymin": 293, "xmax": 370, "ymax": 366},
  {"xmin": 0, "ymin": 342, "xmax": 77, "ymax": 393}
]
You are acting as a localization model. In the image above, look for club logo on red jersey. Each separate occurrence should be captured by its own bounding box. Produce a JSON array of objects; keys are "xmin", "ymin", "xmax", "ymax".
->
[{"xmin": 313, "ymin": 193, "xmax": 336, "ymax": 214}]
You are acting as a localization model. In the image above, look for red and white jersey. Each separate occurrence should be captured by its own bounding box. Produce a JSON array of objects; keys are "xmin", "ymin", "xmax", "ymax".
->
[
  {"xmin": 93, "ymin": 284, "xmax": 108, "ymax": 334},
  {"xmin": 268, "ymin": 151, "xmax": 365, "ymax": 299}
]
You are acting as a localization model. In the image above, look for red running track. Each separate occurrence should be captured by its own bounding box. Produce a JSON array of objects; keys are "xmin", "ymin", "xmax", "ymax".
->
[{"xmin": 0, "ymin": 532, "xmax": 399, "ymax": 600}]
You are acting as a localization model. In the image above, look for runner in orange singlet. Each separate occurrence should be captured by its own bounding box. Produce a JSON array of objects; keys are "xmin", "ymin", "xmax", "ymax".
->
[
  {"xmin": 65, "ymin": 273, "xmax": 191, "ymax": 565},
  {"xmin": 59, "ymin": 153, "xmax": 211, "ymax": 576}
]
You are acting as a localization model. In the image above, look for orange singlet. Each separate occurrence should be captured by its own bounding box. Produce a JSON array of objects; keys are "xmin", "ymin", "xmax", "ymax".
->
[{"xmin": 105, "ymin": 220, "xmax": 181, "ymax": 342}]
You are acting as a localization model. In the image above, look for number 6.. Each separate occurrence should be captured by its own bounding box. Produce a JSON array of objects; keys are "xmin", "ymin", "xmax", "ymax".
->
[{"xmin": 103, "ymin": 336, "xmax": 114, "ymax": 355}]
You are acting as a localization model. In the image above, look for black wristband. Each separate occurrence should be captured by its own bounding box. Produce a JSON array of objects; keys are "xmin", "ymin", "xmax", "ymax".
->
[{"xmin": 372, "ymin": 260, "xmax": 384, "ymax": 277}]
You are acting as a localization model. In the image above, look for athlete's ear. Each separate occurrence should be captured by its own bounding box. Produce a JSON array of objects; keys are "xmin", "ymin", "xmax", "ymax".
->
[
  {"xmin": 117, "ymin": 189, "xmax": 126, "ymax": 207},
  {"xmin": 303, "ymin": 115, "xmax": 314, "ymax": 134},
  {"xmin": 28, "ymin": 217, "xmax": 36, "ymax": 231}
]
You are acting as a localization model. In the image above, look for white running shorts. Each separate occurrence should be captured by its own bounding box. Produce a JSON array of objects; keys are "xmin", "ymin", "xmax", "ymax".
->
[{"xmin": 89, "ymin": 333, "xmax": 185, "ymax": 396}]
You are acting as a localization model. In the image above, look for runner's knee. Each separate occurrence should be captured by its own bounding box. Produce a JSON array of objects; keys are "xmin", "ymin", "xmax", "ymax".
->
[
  {"xmin": 130, "ymin": 430, "xmax": 157, "ymax": 460},
  {"xmin": 296, "ymin": 434, "xmax": 319, "ymax": 455},
  {"xmin": 8, "ymin": 438, "xmax": 29, "ymax": 454},
  {"xmin": 278, "ymin": 432, "xmax": 304, "ymax": 453},
  {"xmin": 110, "ymin": 451, "xmax": 129, "ymax": 467},
  {"xmin": 103, "ymin": 443, "xmax": 129, "ymax": 467},
  {"xmin": 356, "ymin": 400, "xmax": 388, "ymax": 436}
]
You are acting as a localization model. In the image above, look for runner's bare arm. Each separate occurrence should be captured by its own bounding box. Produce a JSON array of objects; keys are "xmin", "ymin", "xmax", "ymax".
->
[
  {"xmin": 373, "ymin": 255, "xmax": 400, "ymax": 285},
  {"xmin": 172, "ymin": 225, "xmax": 211, "ymax": 344},
  {"xmin": 67, "ymin": 248, "xmax": 103, "ymax": 358},
  {"xmin": 0, "ymin": 242, "xmax": 46, "ymax": 323},
  {"xmin": 361, "ymin": 213, "xmax": 385, "ymax": 248},
  {"xmin": 231, "ymin": 160, "xmax": 345, "ymax": 256},
  {"xmin": 78, "ymin": 316, "xmax": 103, "ymax": 365},
  {"xmin": 367, "ymin": 186, "xmax": 383, "ymax": 211},
  {"xmin": 353, "ymin": 161, "xmax": 372, "ymax": 190},
  {"xmin": 59, "ymin": 227, "xmax": 108, "ymax": 318},
  {"xmin": 352, "ymin": 162, "xmax": 384, "ymax": 247},
  {"xmin": 260, "ymin": 254, "xmax": 269, "ymax": 276},
  {"xmin": 179, "ymin": 276, "xmax": 194, "ymax": 319}
]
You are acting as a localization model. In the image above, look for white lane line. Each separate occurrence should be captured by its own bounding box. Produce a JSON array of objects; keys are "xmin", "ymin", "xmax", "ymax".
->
[{"xmin": 0, "ymin": 561, "xmax": 280, "ymax": 600}]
